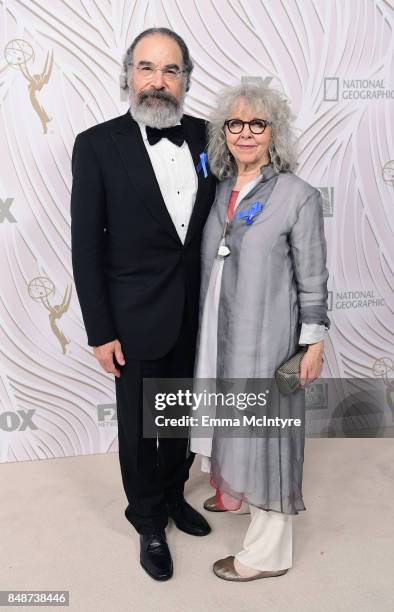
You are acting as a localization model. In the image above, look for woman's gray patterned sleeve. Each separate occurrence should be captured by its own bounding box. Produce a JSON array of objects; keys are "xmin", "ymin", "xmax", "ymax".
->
[{"xmin": 289, "ymin": 189, "xmax": 330, "ymax": 328}]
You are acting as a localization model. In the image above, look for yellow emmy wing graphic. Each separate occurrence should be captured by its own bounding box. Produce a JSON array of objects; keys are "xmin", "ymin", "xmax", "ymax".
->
[
  {"xmin": 4, "ymin": 39, "xmax": 54, "ymax": 134},
  {"xmin": 28, "ymin": 277, "xmax": 72, "ymax": 354}
]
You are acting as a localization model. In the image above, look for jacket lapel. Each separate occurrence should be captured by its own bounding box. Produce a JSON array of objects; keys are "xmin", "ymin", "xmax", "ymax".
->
[
  {"xmin": 182, "ymin": 116, "xmax": 213, "ymax": 246},
  {"xmin": 110, "ymin": 111, "xmax": 182, "ymax": 245}
]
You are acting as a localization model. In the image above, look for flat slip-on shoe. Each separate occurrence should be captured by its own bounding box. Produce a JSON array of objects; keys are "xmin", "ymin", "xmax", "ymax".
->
[
  {"xmin": 204, "ymin": 496, "xmax": 251, "ymax": 514},
  {"xmin": 140, "ymin": 533, "xmax": 173, "ymax": 581},
  {"xmin": 203, "ymin": 495, "xmax": 228, "ymax": 512},
  {"xmin": 213, "ymin": 556, "xmax": 288, "ymax": 582},
  {"xmin": 168, "ymin": 499, "xmax": 211, "ymax": 536}
]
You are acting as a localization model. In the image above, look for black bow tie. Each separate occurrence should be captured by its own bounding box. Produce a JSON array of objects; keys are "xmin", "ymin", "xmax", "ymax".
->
[{"xmin": 146, "ymin": 124, "xmax": 185, "ymax": 147}]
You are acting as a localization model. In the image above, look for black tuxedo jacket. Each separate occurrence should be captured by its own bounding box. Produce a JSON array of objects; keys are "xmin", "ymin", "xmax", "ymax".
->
[{"xmin": 70, "ymin": 110, "xmax": 216, "ymax": 359}]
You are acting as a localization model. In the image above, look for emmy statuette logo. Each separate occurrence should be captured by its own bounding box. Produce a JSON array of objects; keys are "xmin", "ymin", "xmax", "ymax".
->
[
  {"xmin": 4, "ymin": 39, "xmax": 53, "ymax": 134},
  {"xmin": 382, "ymin": 161, "xmax": 394, "ymax": 187},
  {"xmin": 28, "ymin": 277, "xmax": 72, "ymax": 354},
  {"xmin": 372, "ymin": 358, "xmax": 394, "ymax": 419}
]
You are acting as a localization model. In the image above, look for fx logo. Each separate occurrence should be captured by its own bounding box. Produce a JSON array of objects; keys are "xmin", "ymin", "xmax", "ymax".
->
[
  {"xmin": 97, "ymin": 403, "xmax": 117, "ymax": 424},
  {"xmin": 0, "ymin": 198, "xmax": 16, "ymax": 223},
  {"xmin": 0, "ymin": 409, "xmax": 38, "ymax": 431},
  {"xmin": 241, "ymin": 76, "xmax": 273, "ymax": 87}
]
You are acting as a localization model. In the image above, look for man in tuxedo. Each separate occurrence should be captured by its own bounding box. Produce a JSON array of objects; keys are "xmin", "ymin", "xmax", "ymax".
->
[{"xmin": 70, "ymin": 28, "xmax": 215, "ymax": 581}]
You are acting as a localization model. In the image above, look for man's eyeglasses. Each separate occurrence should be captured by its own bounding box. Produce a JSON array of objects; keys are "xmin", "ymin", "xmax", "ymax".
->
[
  {"xmin": 132, "ymin": 63, "xmax": 185, "ymax": 81},
  {"xmin": 224, "ymin": 119, "xmax": 272, "ymax": 134}
]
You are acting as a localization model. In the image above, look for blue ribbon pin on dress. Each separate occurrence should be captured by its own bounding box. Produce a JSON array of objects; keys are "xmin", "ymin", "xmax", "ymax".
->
[
  {"xmin": 196, "ymin": 152, "xmax": 208, "ymax": 178},
  {"xmin": 236, "ymin": 201, "xmax": 264, "ymax": 225}
]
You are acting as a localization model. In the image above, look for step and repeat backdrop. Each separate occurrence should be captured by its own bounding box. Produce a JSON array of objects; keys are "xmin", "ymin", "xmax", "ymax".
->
[{"xmin": 0, "ymin": 0, "xmax": 393, "ymax": 461}]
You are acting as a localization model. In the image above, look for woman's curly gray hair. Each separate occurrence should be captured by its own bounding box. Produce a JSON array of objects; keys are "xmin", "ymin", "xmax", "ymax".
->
[
  {"xmin": 120, "ymin": 27, "xmax": 194, "ymax": 92},
  {"xmin": 207, "ymin": 83, "xmax": 298, "ymax": 180}
]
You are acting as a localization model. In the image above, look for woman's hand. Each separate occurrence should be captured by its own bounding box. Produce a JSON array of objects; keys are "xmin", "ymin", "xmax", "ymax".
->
[{"xmin": 299, "ymin": 341, "xmax": 324, "ymax": 387}]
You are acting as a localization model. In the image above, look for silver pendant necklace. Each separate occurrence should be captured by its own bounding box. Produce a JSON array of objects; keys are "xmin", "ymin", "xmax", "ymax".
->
[{"xmin": 216, "ymin": 220, "xmax": 231, "ymax": 259}]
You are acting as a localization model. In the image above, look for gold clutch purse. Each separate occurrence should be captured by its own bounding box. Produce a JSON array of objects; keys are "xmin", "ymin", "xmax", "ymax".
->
[{"xmin": 274, "ymin": 347, "xmax": 308, "ymax": 395}]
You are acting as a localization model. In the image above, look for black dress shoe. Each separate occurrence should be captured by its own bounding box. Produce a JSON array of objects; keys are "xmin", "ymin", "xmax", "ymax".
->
[
  {"xmin": 140, "ymin": 533, "xmax": 173, "ymax": 581},
  {"xmin": 168, "ymin": 499, "xmax": 211, "ymax": 536}
]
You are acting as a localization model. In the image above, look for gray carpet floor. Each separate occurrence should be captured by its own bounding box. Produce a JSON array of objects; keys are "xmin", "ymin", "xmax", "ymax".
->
[{"xmin": 1, "ymin": 439, "xmax": 394, "ymax": 612}]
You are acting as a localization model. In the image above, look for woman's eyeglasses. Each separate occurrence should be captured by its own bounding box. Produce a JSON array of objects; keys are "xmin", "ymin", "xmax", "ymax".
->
[{"xmin": 224, "ymin": 119, "xmax": 272, "ymax": 134}]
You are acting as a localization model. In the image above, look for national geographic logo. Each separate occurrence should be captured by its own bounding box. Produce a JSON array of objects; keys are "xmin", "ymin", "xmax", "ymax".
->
[
  {"xmin": 327, "ymin": 289, "xmax": 385, "ymax": 311},
  {"xmin": 382, "ymin": 161, "xmax": 394, "ymax": 187},
  {"xmin": 324, "ymin": 77, "xmax": 394, "ymax": 102},
  {"xmin": 0, "ymin": 197, "xmax": 16, "ymax": 223},
  {"xmin": 0, "ymin": 409, "xmax": 37, "ymax": 431},
  {"xmin": 4, "ymin": 39, "xmax": 53, "ymax": 134},
  {"xmin": 317, "ymin": 187, "xmax": 334, "ymax": 217},
  {"xmin": 97, "ymin": 403, "xmax": 117, "ymax": 427}
]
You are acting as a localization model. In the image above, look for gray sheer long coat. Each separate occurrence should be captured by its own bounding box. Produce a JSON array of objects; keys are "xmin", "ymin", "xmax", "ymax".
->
[{"xmin": 194, "ymin": 163, "xmax": 330, "ymax": 514}]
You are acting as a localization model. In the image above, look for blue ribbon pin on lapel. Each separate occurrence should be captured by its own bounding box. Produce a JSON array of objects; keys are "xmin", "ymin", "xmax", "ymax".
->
[
  {"xmin": 196, "ymin": 152, "xmax": 208, "ymax": 178},
  {"xmin": 236, "ymin": 201, "xmax": 264, "ymax": 225}
]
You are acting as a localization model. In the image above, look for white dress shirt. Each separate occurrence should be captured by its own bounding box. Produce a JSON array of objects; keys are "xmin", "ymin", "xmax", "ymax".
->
[{"xmin": 138, "ymin": 122, "xmax": 198, "ymax": 243}]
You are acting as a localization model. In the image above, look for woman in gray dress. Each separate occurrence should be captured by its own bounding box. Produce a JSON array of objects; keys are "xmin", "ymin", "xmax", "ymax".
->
[{"xmin": 191, "ymin": 82, "xmax": 330, "ymax": 581}]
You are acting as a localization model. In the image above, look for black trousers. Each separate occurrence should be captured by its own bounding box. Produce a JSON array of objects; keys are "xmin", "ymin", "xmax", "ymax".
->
[{"xmin": 115, "ymin": 306, "xmax": 196, "ymax": 534}]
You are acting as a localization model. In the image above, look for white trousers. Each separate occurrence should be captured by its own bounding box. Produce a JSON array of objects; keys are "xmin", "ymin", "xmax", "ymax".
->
[{"xmin": 235, "ymin": 505, "xmax": 293, "ymax": 571}]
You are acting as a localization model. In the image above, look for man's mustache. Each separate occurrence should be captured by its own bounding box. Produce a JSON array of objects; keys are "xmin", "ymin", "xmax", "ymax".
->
[{"xmin": 138, "ymin": 89, "xmax": 178, "ymax": 107}]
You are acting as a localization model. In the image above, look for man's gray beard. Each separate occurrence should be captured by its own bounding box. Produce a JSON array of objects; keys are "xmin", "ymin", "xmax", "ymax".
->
[{"xmin": 128, "ymin": 86, "xmax": 185, "ymax": 128}]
